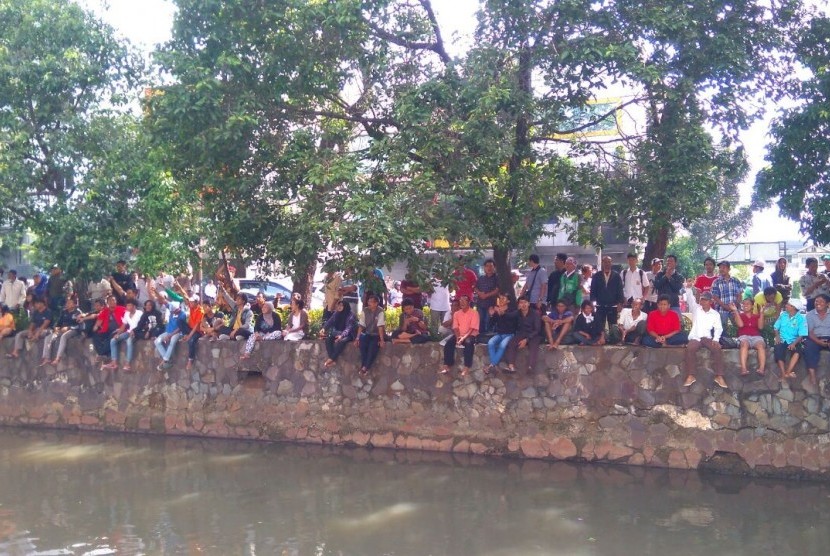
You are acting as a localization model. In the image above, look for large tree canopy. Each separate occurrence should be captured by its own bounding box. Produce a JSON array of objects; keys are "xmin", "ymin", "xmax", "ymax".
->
[
  {"xmin": 0, "ymin": 0, "xmax": 197, "ymax": 279},
  {"xmin": 567, "ymin": 0, "xmax": 802, "ymax": 263},
  {"xmin": 149, "ymin": 0, "xmax": 626, "ymax": 297},
  {"xmin": 755, "ymin": 17, "xmax": 830, "ymax": 245}
]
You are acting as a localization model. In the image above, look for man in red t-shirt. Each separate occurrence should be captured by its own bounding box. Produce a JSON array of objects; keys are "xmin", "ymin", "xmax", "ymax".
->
[
  {"xmin": 642, "ymin": 295, "xmax": 688, "ymax": 347},
  {"xmin": 693, "ymin": 257, "xmax": 719, "ymax": 293},
  {"xmin": 92, "ymin": 295, "xmax": 126, "ymax": 364},
  {"xmin": 453, "ymin": 259, "xmax": 478, "ymax": 302}
]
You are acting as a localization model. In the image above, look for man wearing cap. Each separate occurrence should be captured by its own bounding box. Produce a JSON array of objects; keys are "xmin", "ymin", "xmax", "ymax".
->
[
  {"xmin": 770, "ymin": 257, "xmax": 792, "ymax": 304},
  {"xmin": 683, "ymin": 287, "xmax": 727, "ymax": 389},
  {"xmin": 644, "ymin": 258, "xmax": 662, "ymax": 312},
  {"xmin": 711, "ymin": 260, "xmax": 744, "ymax": 327},
  {"xmin": 805, "ymin": 293, "xmax": 830, "ymax": 385},
  {"xmin": 800, "ymin": 257, "xmax": 829, "ymax": 312},
  {"xmin": 0, "ymin": 270, "xmax": 26, "ymax": 312},
  {"xmin": 751, "ymin": 259, "xmax": 772, "ymax": 296}
]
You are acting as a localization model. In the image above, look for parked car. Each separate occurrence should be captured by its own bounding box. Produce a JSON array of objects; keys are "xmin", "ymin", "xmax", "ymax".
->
[{"xmin": 237, "ymin": 279, "xmax": 292, "ymax": 305}]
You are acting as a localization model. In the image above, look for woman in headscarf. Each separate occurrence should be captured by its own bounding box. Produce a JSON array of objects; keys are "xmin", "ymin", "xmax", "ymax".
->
[
  {"xmin": 31, "ymin": 272, "xmax": 49, "ymax": 300},
  {"xmin": 240, "ymin": 301, "xmax": 282, "ymax": 359},
  {"xmin": 319, "ymin": 300, "xmax": 357, "ymax": 367}
]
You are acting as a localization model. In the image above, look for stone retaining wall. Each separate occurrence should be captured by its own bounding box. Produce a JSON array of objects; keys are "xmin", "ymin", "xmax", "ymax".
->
[{"xmin": 1, "ymin": 337, "xmax": 829, "ymax": 480}]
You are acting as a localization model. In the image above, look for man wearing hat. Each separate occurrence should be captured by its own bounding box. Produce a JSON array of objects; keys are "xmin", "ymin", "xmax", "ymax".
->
[
  {"xmin": 683, "ymin": 287, "xmax": 727, "ymax": 389},
  {"xmin": 711, "ymin": 260, "xmax": 745, "ymax": 328},
  {"xmin": 751, "ymin": 259, "xmax": 772, "ymax": 297}
]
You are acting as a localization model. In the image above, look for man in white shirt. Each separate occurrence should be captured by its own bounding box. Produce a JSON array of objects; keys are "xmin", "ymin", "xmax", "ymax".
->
[
  {"xmin": 0, "ymin": 270, "xmax": 26, "ymax": 311},
  {"xmin": 428, "ymin": 279, "xmax": 452, "ymax": 333},
  {"xmin": 683, "ymin": 288, "xmax": 726, "ymax": 388},
  {"xmin": 617, "ymin": 298, "xmax": 649, "ymax": 344},
  {"xmin": 622, "ymin": 253, "xmax": 650, "ymax": 306}
]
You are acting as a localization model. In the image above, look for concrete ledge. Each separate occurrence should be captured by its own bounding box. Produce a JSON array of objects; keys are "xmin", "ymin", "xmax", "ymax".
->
[{"xmin": 1, "ymin": 337, "xmax": 829, "ymax": 480}]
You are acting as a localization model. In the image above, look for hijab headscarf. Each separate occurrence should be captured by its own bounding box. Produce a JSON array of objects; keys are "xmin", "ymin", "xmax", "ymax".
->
[{"xmin": 332, "ymin": 300, "xmax": 352, "ymax": 331}]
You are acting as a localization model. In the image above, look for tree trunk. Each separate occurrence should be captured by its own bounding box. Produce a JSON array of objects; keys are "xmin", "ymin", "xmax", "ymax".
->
[
  {"xmin": 642, "ymin": 225, "xmax": 670, "ymax": 269},
  {"xmin": 493, "ymin": 245, "xmax": 515, "ymax": 304},
  {"xmin": 291, "ymin": 259, "xmax": 316, "ymax": 307}
]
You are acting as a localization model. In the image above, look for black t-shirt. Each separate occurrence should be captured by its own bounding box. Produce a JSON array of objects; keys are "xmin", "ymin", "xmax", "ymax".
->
[
  {"xmin": 111, "ymin": 272, "xmax": 135, "ymax": 304},
  {"xmin": 31, "ymin": 308, "xmax": 52, "ymax": 329},
  {"xmin": 54, "ymin": 308, "xmax": 82, "ymax": 329}
]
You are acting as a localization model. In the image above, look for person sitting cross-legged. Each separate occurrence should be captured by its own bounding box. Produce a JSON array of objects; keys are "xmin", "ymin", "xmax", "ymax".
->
[
  {"xmin": 390, "ymin": 299, "xmax": 430, "ymax": 345},
  {"xmin": 241, "ymin": 301, "xmax": 282, "ymax": 359},
  {"xmin": 682, "ymin": 288, "xmax": 727, "ymax": 389},
  {"xmin": 439, "ymin": 294, "xmax": 478, "ymax": 377},
  {"xmin": 543, "ymin": 299, "xmax": 574, "ymax": 350},
  {"xmin": 773, "ymin": 298, "xmax": 807, "ymax": 381},
  {"xmin": 616, "ymin": 298, "xmax": 648, "ymax": 345},
  {"xmin": 734, "ymin": 297, "xmax": 766, "ymax": 377},
  {"xmin": 642, "ymin": 295, "xmax": 688, "ymax": 348},
  {"xmin": 569, "ymin": 300, "xmax": 606, "ymax": 346},
  {"xmin": 319, "ymin": 300, "xmax": 357, "ymax": 367}
]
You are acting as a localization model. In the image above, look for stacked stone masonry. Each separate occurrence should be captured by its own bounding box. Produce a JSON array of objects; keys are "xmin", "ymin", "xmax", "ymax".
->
[{"xmin": 1, "ymin": 337, "xmax": 829, "ymax": 480}]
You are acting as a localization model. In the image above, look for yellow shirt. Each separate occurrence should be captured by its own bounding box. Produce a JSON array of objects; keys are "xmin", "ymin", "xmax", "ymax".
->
[
  {"xmin": 0, "ymin": 313, "xmax": 14, "ymax": 330},
  {"xmin": 753, "ymin": 291, "xmax": 783, "ymax": 318}
]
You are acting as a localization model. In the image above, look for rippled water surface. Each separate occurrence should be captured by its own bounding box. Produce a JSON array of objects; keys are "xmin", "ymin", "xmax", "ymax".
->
[{"xmin": 0, "ymin": 429, "xmax": 828, "ymax": 555}]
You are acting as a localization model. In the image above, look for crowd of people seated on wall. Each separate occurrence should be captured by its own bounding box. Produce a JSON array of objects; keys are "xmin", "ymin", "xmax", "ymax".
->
[{"xmin": 1, "ymin": 252, "xmax": 829, "ymax": 390}]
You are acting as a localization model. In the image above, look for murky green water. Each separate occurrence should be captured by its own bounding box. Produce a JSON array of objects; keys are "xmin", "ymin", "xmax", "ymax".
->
[{"xmin": 0, "ymin": 429, "xmax": 828, "ymax": 555}]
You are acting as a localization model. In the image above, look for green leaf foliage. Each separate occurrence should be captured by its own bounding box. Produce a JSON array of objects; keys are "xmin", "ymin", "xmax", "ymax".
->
[{"xmin": 755, "ymin": 17, "xmax": 830, "ymax": 245}]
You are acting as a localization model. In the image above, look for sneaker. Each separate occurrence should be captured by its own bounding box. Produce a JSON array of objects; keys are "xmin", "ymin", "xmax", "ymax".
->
[
  {"xmin": 683, "ymin": 375, "xmax": 696, "ymax": 387},
  {"xmin": 713, "ymin": 376, "xmax": 728, "ymax": 389}
]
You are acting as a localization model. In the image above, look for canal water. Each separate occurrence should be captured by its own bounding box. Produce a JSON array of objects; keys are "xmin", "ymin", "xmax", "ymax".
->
[{"xmin": 0, "ymin": 429, "xmax": 828, "ymax": 555}]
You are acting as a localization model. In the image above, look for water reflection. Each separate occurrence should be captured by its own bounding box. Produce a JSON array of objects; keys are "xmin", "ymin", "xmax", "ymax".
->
[{"xmin": 0, "ymin": 429, "xmax": 828, "ymax": 555}]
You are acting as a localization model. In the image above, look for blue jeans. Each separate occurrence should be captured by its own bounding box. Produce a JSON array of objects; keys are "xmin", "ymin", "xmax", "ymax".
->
[
  {"xmin": 154, "ymin": 331, "xmax": 181, "ymax": 362},
  {"xmin": 487, "ymin": 333, "xmax": 514, "ymax": 365},
  {"xmin": 110, "ymin": 332, "xmax": 135, "ymax": 363},
  {"xmin": 358, "ymin": 333, "xmax": 380, "ymax": 369},
  {"xmin": 804, "ymin": 336, "xmax": 830, "ymax": 370}
]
